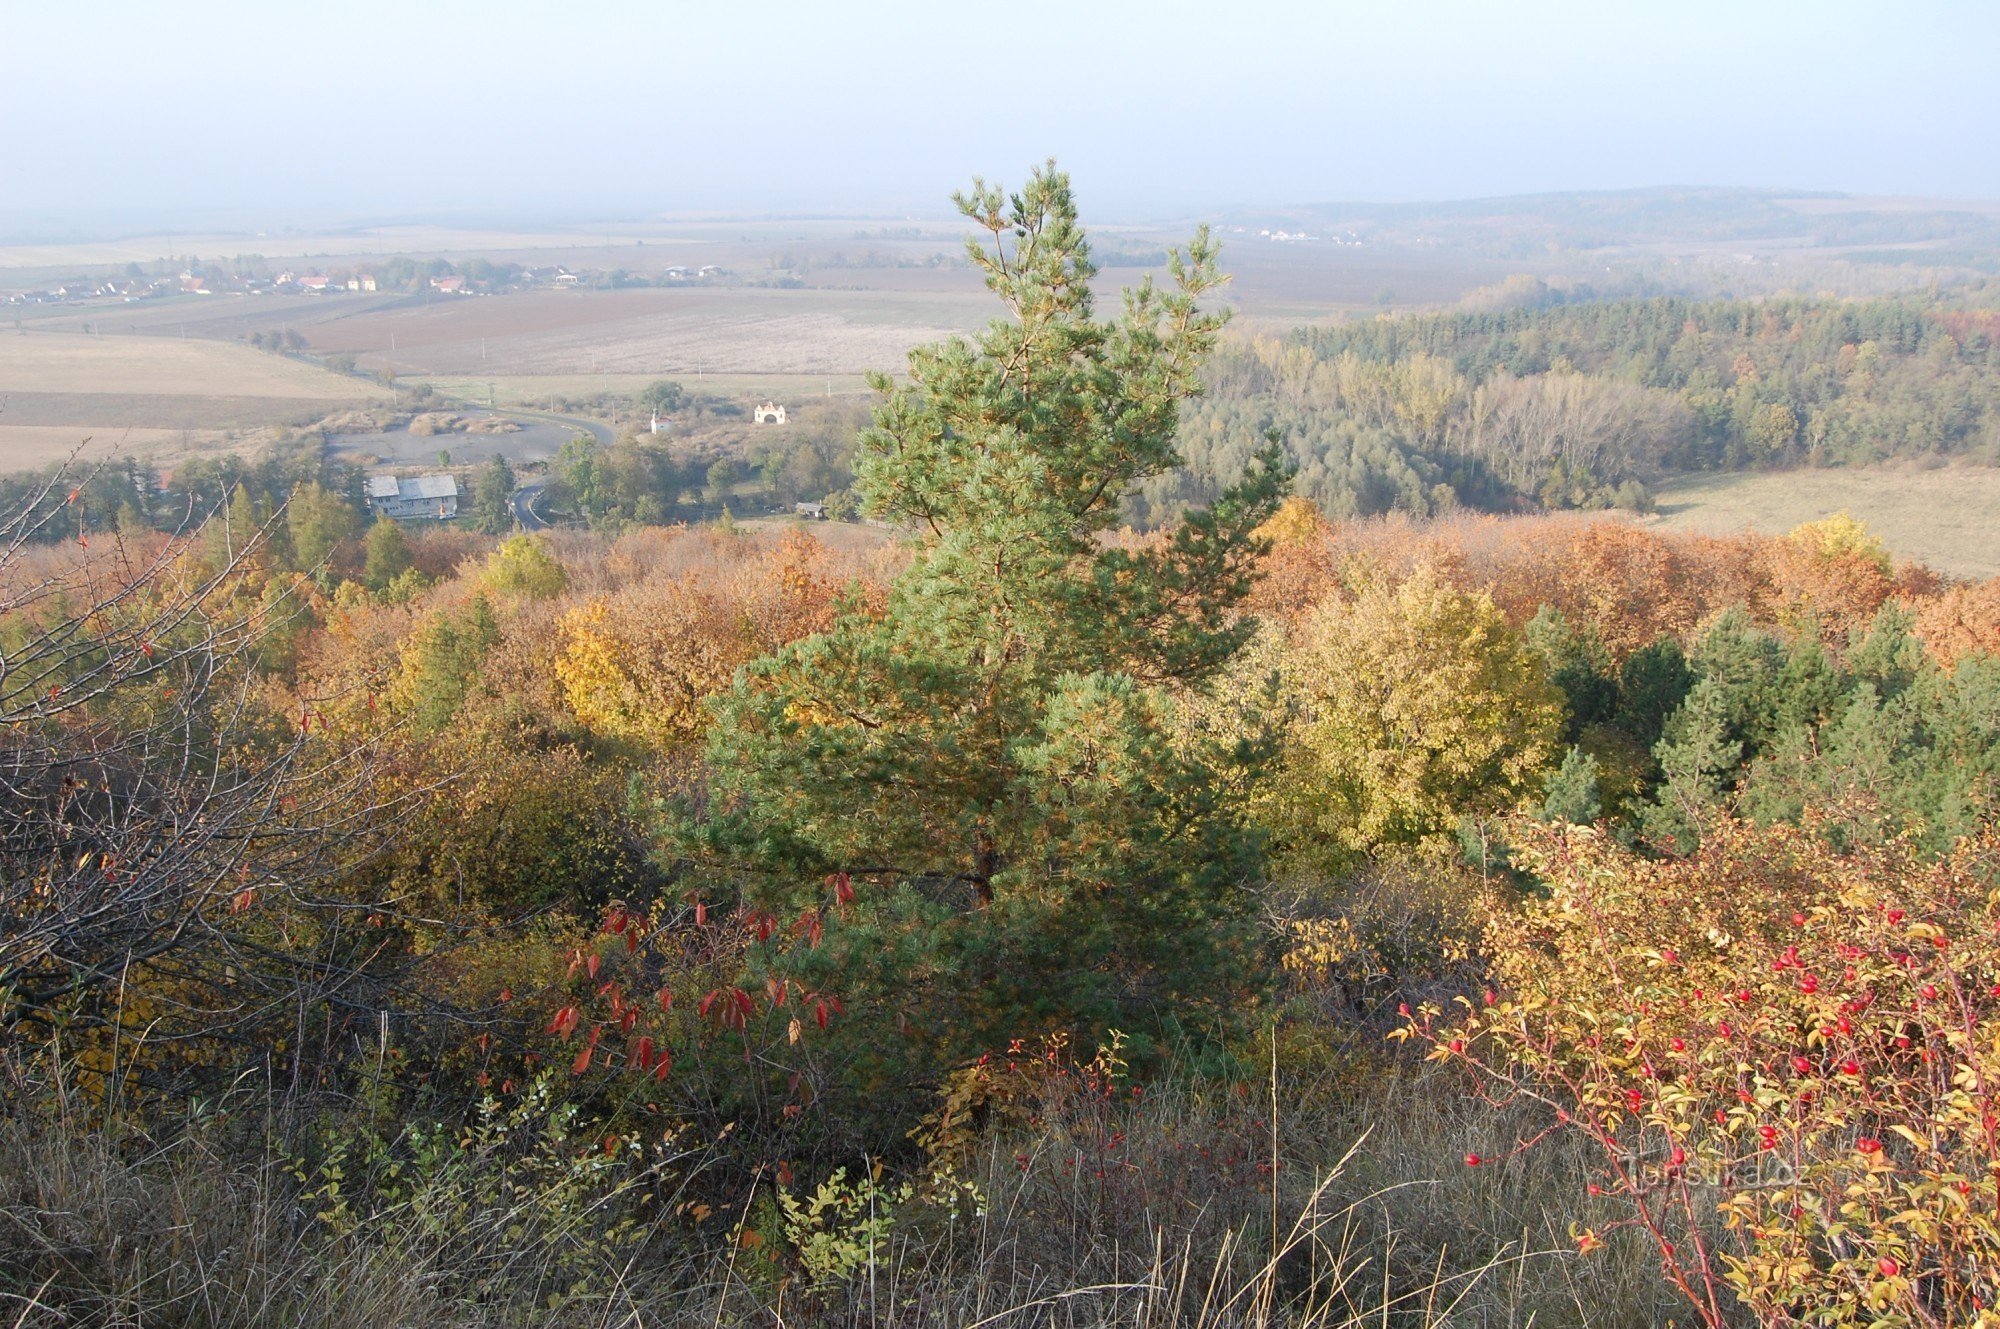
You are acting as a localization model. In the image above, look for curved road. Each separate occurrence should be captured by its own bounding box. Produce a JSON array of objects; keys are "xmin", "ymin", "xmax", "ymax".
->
[
  {"xmin": 477, "ymin": 407, "xmax": 613, "ymax": 534},
  {"xmin": 511, "ymin": 477, "xmax": 551, "ymax": 531}
]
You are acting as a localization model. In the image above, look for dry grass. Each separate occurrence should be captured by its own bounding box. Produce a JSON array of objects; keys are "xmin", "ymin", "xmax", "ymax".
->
[
  {"xmin": 0, "ymin": 1045, "xmax": 1685, "ymax": 1329},
  {"xmin": 1648, "ymin": 461, "xmax": 2000, "ymax": 579}
]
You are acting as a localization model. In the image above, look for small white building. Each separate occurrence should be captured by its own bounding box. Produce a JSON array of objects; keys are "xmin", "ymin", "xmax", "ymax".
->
[
  {"xmin": 365, "ymin": 473, "xmax": 459, "ymax": 520},
  {"xmin": 794, "ymin": 501, "xmax": 826, "ymax": 520},
  {"xmin": 753, "ymin": 402, "xmax": 788, "ymax": 425}
]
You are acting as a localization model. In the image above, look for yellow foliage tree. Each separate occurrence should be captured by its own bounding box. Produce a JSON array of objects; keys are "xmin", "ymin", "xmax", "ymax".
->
[
  {"xmin": 1252, "ymin": 495, "xmax": 1328, "ymax": 548},
  {"xmin": 1270, "ymin": 564, "xmax": 1562, "ymax": 867},
  {"xmin": 1785, "ymin": 511, "xmax": 1891, "ymax": 577},
  {"xmin": 553, "ymin": 581, "xmax": 744, "ymax": 757}
]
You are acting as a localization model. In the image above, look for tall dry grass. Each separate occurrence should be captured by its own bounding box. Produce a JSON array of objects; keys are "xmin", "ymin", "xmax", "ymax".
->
[{"xmin": 0, "ymin": 1045, "xmax": 1704, "ymax": 1328}]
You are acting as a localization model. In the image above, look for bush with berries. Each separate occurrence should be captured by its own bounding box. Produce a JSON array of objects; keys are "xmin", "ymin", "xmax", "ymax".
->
[{"xmin": 1400, "ymin": 815, "xmax": 2000, "ymax": 1327}]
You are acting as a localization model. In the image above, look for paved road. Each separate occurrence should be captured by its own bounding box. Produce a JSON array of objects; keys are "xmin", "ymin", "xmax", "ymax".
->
[
  {"xmin": 511, "ymin": 478, "xmax": 551, "ymax": 531},
  {"xmin": 487, "ymin": 407, "xmax": 615, "ymax": 446},
  {"xmin": 483, "ymin": 409, "xmax": 612, "ymax": 534}
]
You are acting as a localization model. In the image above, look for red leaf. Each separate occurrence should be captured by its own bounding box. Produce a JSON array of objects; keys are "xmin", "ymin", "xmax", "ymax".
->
[
  {"xmin": 658, "ymin": 988, "xmax": 674, "ymax": 1012},
  {"xmin": 698, "ymin": 989, "xmax": 720, "ymax": 1019},
  {"xmin": 636, "ymin": 1035, "xmax": 655, "ymax": 1071},
  {"xmin": 572, "ymin": 1044, "xmax": 593, "ymax": 1075},
  {"xmin": 586, "ymin": 952, "xmax": 601, "ymax": 980},
  {"xmin": 653, "ymin": 1049, "xmax": 673, "ymax": 1080},
  {"xmin": 814, "ymin": 999, "xmax": 829, "ymax": 1030},
  {"xmin": 694, "ymin": 899, "xmax": 708, "ymax": 927}
]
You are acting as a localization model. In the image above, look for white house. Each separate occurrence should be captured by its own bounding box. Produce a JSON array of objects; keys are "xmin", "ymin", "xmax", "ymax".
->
[
  {"xmin": 365, "ymin": 473, "xmax": 459, "ymax": 520},
  {"xmin": 753, "ymin": 402, "xmax": 787, "ymax": 425}
]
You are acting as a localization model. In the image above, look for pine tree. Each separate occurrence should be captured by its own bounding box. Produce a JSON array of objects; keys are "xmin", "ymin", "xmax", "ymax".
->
[
  {"xmin": 287, "ymin": 481, "xmax": 361, "ymax": 576},
  {"xmin": 1540, "ymin": 745, "xmax": 1604, "ymax": 825},
  {"xmin": 692, "ymin": 164, "xmax": 1288, "ymax": 1059},
  {"xmin": 363, "ymin": 514, "xmax": 414, "ymax": 591},
  {"xmin": 471, "ymin": 456, "xmax": 516, "ymax": 534},
  {"xmin": 1642, "ymin": 678, "xmax": 1744, "ymax": 853}
]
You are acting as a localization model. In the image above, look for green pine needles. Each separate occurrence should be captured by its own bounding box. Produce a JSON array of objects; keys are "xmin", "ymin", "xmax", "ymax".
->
[{"xmin": 691, "ymin": 164, "xmax": 1289, "ymax": 1075}]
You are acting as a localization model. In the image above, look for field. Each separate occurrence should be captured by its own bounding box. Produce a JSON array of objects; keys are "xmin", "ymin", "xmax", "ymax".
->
[
  {"xmin": 415, "ymin": 373, "xmax": 878, "ymax": 409},
  {"xmin": 1649, "ymin": 462, "xmax": 2000, "ymax": 579},
  {"xmin": 0, "ymin": 332, "xmax": 392, "ymax": 456},
  {"xmin": 298, "ymin": 287, "xmax": 992, "ymax": 379},
  {"xmin": 0, "ymin": 424, "xmax": 211, "ymax": 471}
]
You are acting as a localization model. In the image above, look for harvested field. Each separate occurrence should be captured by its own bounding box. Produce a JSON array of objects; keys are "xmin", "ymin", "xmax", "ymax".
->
[
  {"xmin": 0, "ymin": 392, "xmax": 376, "ymax": 429},
  {"xmin": 1649, "ymin": 463, "xmax": 2000, "ymax": 580},
  {"xmin": 0, "ymin": 332, "xmax": 391, "ymax": 431},
  {"xmin": 416, "ymin": 373, "xmax": 877, "ymax": 409},
  {"xmin": 301, "ymin": 287, "xmax": 991, "ymax": 378},
  {"xmin": 0, "ymin": 424, "xmax": 213, "ymax": 471},
  {"xmin": 1, "ymin": 333, "xmax": 388, "ymax": 398}
]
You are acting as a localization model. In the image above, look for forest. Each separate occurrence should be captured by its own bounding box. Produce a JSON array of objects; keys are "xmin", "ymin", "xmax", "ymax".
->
[
  {"xmin": 4, "ymin": 169, "xmax": 2000, "ymax": 1328},
  {"xmin": 1138, "ymin": 294, "xmax": 2000, "ymax": 524}
]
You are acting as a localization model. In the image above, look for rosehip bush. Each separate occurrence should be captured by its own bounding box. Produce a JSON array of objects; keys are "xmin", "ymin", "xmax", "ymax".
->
[{"xmin": 1399, "ymin": 816, "xmax": 2000, "ymax": 1327}]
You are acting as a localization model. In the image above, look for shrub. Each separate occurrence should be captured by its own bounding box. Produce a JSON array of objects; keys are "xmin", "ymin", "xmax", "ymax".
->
[{"xmin": 1402, "ymin": 816, "xmax": 2000, "ymax": 1327}]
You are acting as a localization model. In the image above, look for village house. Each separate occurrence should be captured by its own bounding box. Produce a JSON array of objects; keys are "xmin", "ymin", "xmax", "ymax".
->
[
  {"xmin": 347, "ymin": 273, "xmax": 378, "ymax": 292},
  {"xmin": 552, "ymin": 267, "xmax": 581, "ymax": 287},
  {"xmin": 299, "ymin": 274, "xmax": 331, "ymax": 292},
  {"xmin": 364, "ymin": 473, "xmax": 459, "ymax": 521},
  {"xmin": 429, "ymin": 275, "xmax": 465, "ymax": 294},
  {"xmin": 794, "ymin": 501, "xmax": 827, "ymax": 520},
  {"xmin": 753, "ymin": 402, "xmax": 788, "ymax": 425}
]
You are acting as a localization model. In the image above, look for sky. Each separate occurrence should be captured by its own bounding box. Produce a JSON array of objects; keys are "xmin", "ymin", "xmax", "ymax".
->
[{"xmin": 3, "ymin": 0, "xmax": 1997, "ymax": 231}]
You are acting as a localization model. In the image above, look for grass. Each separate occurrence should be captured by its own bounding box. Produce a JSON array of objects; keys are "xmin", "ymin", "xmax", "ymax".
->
[
  {"xmin": 1648, "ymin": 461, "xmax": 2000, "ymax": 580},
  {"xmin": 0, "ymin": 1047, "xmax": 1673, "ymax": 1328}
]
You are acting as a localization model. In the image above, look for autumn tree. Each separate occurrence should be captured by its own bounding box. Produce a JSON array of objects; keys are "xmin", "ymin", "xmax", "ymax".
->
[
  {"xmin": 1268, "ymin": 564, "xmax": 1563, "ymax": 868},
  {"xmin": 690, "ymin": 165, "xmax": 1288, "ymax": 1064},
  {"xmin": 481, "ymin": 533, "xmax": 568, "ymax": 600}
]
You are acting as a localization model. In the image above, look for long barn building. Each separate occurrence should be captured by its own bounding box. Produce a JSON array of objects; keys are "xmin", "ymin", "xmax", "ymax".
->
[{"xmin": 365, "ymin": 474, "xmax": 459, "ymax": 520}]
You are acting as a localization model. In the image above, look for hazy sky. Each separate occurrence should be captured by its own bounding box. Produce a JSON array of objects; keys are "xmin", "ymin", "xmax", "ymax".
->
[{"xmin": 4, "ymin": 0, "xmax": 1997, "ymax": 228}]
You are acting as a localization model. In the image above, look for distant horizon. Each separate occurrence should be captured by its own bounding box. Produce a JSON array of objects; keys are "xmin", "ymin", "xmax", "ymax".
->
[
  {"xmin": 5, "ymin": 182, "xmax": 2000, "ymax": 251},
  {"xmin": 6, "ymin": 0, "xmax": 1996, "ymax": 235}
]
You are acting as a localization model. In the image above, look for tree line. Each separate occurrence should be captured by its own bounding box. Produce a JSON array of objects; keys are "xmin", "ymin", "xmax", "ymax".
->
[{"xmin": 1139, "ymin": 294, "xmax": 2000, "ymax": 524}]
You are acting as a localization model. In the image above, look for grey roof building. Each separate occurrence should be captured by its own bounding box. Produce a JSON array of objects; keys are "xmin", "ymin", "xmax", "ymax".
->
[{"xmin": 365, "ymin": 473, "xmax": 459, "ymax": 520}]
